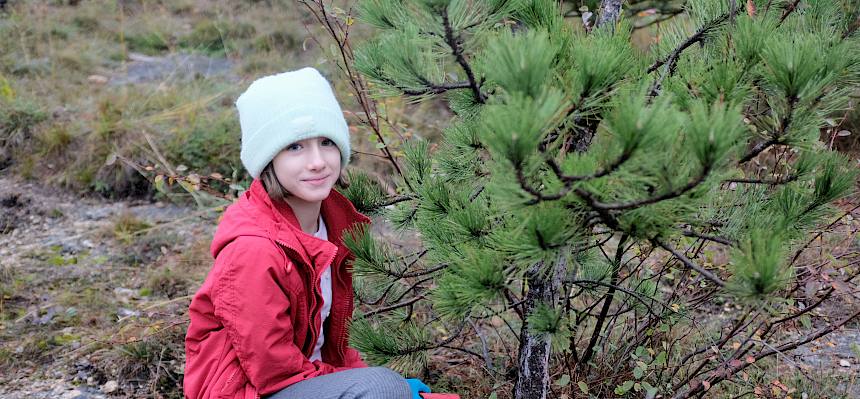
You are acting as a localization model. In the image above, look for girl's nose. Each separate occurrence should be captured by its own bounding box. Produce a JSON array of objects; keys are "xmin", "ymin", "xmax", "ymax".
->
[{"xmin": 306, "ymin": 142, "xmax": 326, "ymax": 170}]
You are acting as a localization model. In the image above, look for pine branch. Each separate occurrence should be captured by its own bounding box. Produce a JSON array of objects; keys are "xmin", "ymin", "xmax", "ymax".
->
[
  {"xmin": 504, "ymin": 288, "xmax": 525, "ymax": 320},
  {"xmin": 739, "ymin": 95, "xmax": 797, "ymax": 164},
  {"xmin": 547, "ymin": 148, "xmax": 633, "ymax": 183},
  {"xmin": 378, "ymin": 194, "xmax": 417, "ymax": 207},
  {"xmin": 633, "ymin": 9, "xmax": 685, "ymax": 30},
  {"xmin": 843, "ymin": 16, "xmax": 860, "ymax": 40},
  {"xmin": 652, "ymin": 238, "xmax": 726, "ymax": 287},
  {"xmin": 399, "ymin": 80, "xmax": 474, "ymax": 96},
  {"xmin": 647, "ymin": 6, "xmax": 743, "ymax": 97},
  {"xmin": 580, "ymin": 166, "xmax": 711, "ymax": 211},
  {"xmin": 363, "ymin": 294, "xmax": 426, "ymax": 318},
  {"xmin": 442, "ymin": 8, "xmax": 486, "ymax": 104},
  {"xmin": 724, "ymin": 174, "xmax": 798, "ymax": 185},
  {"xmin": 681, "ymin": 228, "xmax": 737, "ymax": 246},
  {"xmin": 777, "ymin": 0, "xmax": 801, "ymax": 25},
  {"xmin": 738, "ymin": 137, "xmax": 780, "ymax": 163}
]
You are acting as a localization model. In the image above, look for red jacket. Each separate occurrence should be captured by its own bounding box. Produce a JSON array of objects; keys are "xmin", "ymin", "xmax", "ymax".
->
[{"xmin": 184, "ymin": 180, "xmax": 371, "ymax": 399}]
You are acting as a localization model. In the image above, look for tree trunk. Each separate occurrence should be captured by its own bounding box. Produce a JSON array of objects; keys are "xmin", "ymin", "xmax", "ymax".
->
[
  {"xmin": 596, "ymin": 0, "xmax": 624, "ymax": 29},
  {"xmin": 513, "ymin": 257, "xmax": 568, "ymax": 399}
]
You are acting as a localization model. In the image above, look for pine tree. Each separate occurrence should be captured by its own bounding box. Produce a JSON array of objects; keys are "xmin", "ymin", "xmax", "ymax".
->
[{"xmin": 326, "ymin": 1, "xmax": 860, "ymax": 397}]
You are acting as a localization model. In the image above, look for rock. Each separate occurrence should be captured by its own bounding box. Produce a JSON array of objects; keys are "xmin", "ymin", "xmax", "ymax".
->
[
  {"xmin": 61, "ymin": 389, "xmax": 86, "ymax": 399},
  {"xmin": 117, "ymin": 308, "xmax": 140, "ymax": 318},
  {"xmin": 101, "ymin": 380, "xmax": 118, "ymax": 393},
  {"xmin": 61, "ymin": 242, "xmax": 82, "ymax": 254},
  {"xmin": 87, "ymin": 75, "xmax": 108, "ymax": 84},
  {"xmin": 83, "ymin": 208, "xmax": 112, "ymax": 220},
  {"xmin": 839, "ymin": 359, "xmax": 851, "ymax": 367},
  {"xmin": 113, "ymin": 288, "xmax": 136, "ymax": 303}
]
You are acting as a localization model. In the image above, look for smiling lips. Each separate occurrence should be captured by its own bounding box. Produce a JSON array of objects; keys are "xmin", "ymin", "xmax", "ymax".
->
[{"xmin": 302, "ymin": 175, "xmax": 330, "ymax": 186}]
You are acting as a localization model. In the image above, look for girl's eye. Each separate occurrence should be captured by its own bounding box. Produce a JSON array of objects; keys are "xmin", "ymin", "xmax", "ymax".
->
[
  {"xmin": 321, "ymin": 138, "xmax": 335, "ymax": 146},
  {"xmin": 286, "ymin": 143, "xmax": 301, "ymax": 151}
]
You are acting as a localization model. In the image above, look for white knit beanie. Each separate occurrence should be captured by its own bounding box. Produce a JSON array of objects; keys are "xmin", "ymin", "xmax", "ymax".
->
[{"xmin": 236, "ymin": 67, "xmax": 351, "ymax": 179}]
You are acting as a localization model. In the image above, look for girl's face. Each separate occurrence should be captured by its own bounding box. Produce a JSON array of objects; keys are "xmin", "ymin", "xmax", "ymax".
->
[{"xmin": 272, "ymin": 136, "xmax": 342, "ymax": 204}]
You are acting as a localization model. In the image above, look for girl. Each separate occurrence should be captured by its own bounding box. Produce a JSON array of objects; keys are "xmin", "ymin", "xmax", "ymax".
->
[{"xmin": 183, "ymin": 68, "xmax": 429, "ymax": 399}]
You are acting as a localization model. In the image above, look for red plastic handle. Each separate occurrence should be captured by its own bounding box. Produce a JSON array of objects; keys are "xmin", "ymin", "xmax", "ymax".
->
[{"xmin": 420, "ymin": 394, "xmax": 461, "ymax": 399}]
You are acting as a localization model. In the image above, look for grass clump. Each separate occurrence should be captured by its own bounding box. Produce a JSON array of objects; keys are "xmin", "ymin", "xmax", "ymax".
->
[
  {"xmin": 179, "ymin": 20, "xmax": 256, "ymax": 54},
  {"xmin": 0, "ymin": 98, "xmax": 47, "ymax": 163},
  {"xmin": 166, "ymin": 111, "xmax": 241, "ymax": 178},
  {"xmin": 145, "ymin": 267, "xmax": 188, "ymax": 298},
  {"xmin": 113, "ymin": 213, "xmax": 152, "ymax": 244},
  {"xmin": 104, "ymin": 323, "xmax": 186, "ymax": 398}
]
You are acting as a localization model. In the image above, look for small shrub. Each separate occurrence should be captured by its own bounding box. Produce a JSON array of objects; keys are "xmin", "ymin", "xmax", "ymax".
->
[
  {"xmin": 125, "ymin": 31, "xmax": 171, "ymax": 55},
  {"xmin": 179, "ymin": 20, "xmax": 256, "ymax": 54},
  {"xmin": 113, "ymin": 213, "xmax": 152, "ymax": 244},
  {"xmin": 253, "ymin": 30, "xmax": 300, "ymax": 53},
  {"xmin": 71, "ymin": 15, "xmax": 99, "ymax": 31},
  {"xmin": 0, "ymin": 98, "xmax": 46, "ymax": 154},
  {"xmin": 145, "ymin": 267, "xmax": 188, "ymax": 298},
  {"xmin": 166, "ymin": 112, "xmax": 241, "ymax": 178},
  {"xmin": 36, "ymin": 124, "xmax": 73, "ymax": 156},
  {"xmin": 106, "ymin": 323, "xmax": 186, "ymax": 398}
]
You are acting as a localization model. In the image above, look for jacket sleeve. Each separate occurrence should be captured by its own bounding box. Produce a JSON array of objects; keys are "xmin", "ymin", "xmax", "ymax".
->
[{"xmin": 212, "ymin": 240, "xmax": 334, "ymax": 396}]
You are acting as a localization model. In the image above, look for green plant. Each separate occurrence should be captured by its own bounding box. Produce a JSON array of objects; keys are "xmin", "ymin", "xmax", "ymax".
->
[
  {"xmin": 112, "ymin": 213, "xmax": 152, "ymax": 244},
  {"xmin": 301, "ymin": 0, "xmax": 860, "ymax": 398}
]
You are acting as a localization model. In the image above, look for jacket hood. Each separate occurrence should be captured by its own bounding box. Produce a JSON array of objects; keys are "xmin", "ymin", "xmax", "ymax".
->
[{"xmin": 210, "ymin": 179, "xmax": 371, "ymax": 269}]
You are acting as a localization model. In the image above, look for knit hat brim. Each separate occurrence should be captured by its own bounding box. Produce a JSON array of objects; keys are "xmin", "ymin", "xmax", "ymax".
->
[{"xmin": 239, "ymin": 106, "xmax": 351, "ymax": 179}]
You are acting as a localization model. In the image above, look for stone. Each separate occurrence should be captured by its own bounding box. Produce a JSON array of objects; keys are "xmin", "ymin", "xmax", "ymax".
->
[
  {"xmin": 61, "ymin": 389, "xmax": 86, "ymax": 399},
  {"xmin": 101, "ymin": 380, "xmax": 118, "ymax": 393},
  {"xmin": 839, "ymin": 359, "xmax": 851, "ymax": 367},
  {"xmin": 87, "ymin": 75, "xmax": 108, "ymax": 84}
]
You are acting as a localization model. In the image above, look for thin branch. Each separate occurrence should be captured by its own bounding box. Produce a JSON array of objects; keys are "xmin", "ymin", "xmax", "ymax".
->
[
  {"xmin": 724, "ymin": 174, "xmax": 798, "ymax": 185},
  {"xmin": 363, "ymin": 294, "xmax": 426, "ymax": 318},
  {"xmin": 647, "ymin": 7, "xmax": 743, "ymax": 97},
  {"xmin": 652, "ymin": 238, "xmax": 726, "ymax": 287},
  {"xmin": 578, "ymin": 234, "xmax": 629, "ymax": 368},
  {"xmin": 377, "ymin": 194, "xmax": 417, "ymax": 207},
  {"xmin": 681, "ymin": 229, "xmax": 737, "ymax": 246},
  {"xmin": 738, "ymin": 137, "xmax": 779, "ymax": 164},
  {"xmin": 777, "ymin": 0, "xmax": 801, "ymax": 25},
  {"xmin": 582, "ymin": 166, "xmax": 711, "ymax": 211},
  {"xmin": 297, "ymin": 0, "xmax": 412, "ymax": 191},
  {"xmin": 672, "ymin": 307, "xmax": 860, "ymax": 399},
  {"xmin": 442, "ymin": 8, "xmax": 485, "ymax": 104}
]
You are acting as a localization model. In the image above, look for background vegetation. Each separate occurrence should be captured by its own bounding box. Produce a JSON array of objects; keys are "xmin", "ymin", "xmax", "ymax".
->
[{"xmin": 0, "ymin": 1, "xmax": 858, "ymax": 398}]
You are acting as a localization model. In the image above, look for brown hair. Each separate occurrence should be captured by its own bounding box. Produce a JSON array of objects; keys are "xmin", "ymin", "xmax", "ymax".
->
[{"xmin": 259, "ymin": 162, "xmax": 349, "ymax": 204}]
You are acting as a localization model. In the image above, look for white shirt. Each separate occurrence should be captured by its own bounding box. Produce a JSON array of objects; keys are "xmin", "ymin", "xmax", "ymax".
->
[{"xmin": 309, "ymin": 215, "xmax": 332, "ymax": 362}]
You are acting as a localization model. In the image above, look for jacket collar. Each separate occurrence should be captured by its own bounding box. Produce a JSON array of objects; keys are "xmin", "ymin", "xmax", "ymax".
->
[{"xmin": 245, "ymin": 179, "xmax": 370, "ymax": 270}]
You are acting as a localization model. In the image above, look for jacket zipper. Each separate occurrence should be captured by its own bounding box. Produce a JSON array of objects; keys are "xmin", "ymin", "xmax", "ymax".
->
[{"xmin": 274, "ymin": 238, "xmax": 337, "ymax": 359}]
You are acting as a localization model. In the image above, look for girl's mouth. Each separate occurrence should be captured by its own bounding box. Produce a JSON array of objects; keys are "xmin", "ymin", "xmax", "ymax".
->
[{"xmin": 303, "ymin": 175, "xmax": 330, "ymax": 185}]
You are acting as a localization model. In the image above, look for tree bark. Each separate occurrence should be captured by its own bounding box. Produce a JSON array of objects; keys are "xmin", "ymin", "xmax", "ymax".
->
[
  {"xmin": 596, "ymin": 0, "xmax": 624, "ymax": 29},
  {"xmin": 513, "ymin": 256, "xmax": 568, "ymax": 399}
]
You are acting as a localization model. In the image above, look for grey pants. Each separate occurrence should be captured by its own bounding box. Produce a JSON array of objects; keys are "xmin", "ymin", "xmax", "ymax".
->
[{"xmin": 267, "ymin": 367, "xmax": 412, "ymax": 399}]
